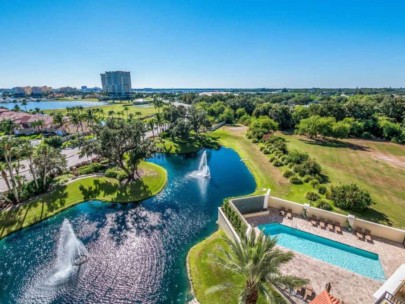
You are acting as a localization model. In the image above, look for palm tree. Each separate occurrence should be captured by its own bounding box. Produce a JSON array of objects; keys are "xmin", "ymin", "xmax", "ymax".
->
[
  {"xmin": 0, "ymin": 136, "xmax": 21, "ymax": 202},
  {"xmin": 211, "ymin": 230, "xmax": 308, "ymax": 304},
  {"xmin": 21, "ymin": 100, "xmax": 28, "ymax": 112},
  {"xmin": 0, "ymin": 162, "xmax": 11, "ymax": 191},
  {"xmin": 33, "ymin": 144, "xmax": 67, "ymax": 191},
  {"xmin": 148, "ymin": 119, "xmax": 156, "ymax": 137}
]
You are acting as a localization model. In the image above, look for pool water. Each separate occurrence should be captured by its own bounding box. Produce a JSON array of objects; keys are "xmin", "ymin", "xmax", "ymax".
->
[
  {"xmin": 259, "ymin": 223, "xmax": 385, "ymax": 281},
  {"xmin": 0, "ymin": 148, "xmax": 256, "ymax": 304}
]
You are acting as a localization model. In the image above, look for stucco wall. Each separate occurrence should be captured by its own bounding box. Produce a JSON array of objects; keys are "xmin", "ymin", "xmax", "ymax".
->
[
  {"xmin": 268, "ymin": 196, "xmax": 405, "ymax": 243},
  {"xmin": 232, "ymin": 195, "xmax": 264, "ymax": 214},
  {"xmin": 217, "ymin": 208, "xmax": 241, "ymax": 242}
]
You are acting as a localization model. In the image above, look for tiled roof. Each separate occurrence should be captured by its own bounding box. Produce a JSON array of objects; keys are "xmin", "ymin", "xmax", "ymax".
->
[{"xmin": 310, "ymin": 290, "xmax": 341, "ymax": 304}]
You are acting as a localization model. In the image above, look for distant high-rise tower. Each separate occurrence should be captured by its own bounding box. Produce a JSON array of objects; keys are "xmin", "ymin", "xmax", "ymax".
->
[{"xmin": 100, "ymin": 71, "xmax": 132, "ymax": 97}]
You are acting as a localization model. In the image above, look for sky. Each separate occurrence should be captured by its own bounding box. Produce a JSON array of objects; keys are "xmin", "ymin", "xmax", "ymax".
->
[{"xmin": 1, "ymin": 0, "xmax": 405, "ymax": 88}]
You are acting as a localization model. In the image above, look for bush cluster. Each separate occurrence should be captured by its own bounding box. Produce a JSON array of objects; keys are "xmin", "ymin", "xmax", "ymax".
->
[
  {"xmin": 283, "ymin": 170, "xmax": 294, "ymax": 178},
  {"xmin": 77, "ymin": 163, "xmax": 103, "ymax": 175},
  {"xmin": 306, "ymin": 191, "xmax": 320, "ymax": 201},
  {"xmin": 289, "ymin": 176, "xmax": 303, "ymax": 184},
  {"xmin": 330, "ymin": 184, "xmax": 372, "ymax": 212},
  {"xmin": 222, "ymin": 200, "xmax": 247, "ymax": 237},
  {"xmin": 105, "ymin": 167, "xmax": 127, "ymax": 181},
  {"xmin": 316, "ymin": 200, "xmax": 333, "ymax": 211}
]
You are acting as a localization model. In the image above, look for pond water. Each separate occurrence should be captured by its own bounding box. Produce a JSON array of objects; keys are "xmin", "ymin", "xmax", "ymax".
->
[
  {"xmin": 0, "ymin": 100, "xmax": 107, "ymax": 111},
  {"xmin": 0, "ymin": 148, "xmax": 256, "ymax": 304}
]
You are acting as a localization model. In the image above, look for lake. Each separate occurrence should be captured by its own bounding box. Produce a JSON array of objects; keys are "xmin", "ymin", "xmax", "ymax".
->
[
  {"xmin": 0, "ymin": 100, "xmax": 108, "ymax": 111},
  {"xmin": 0, "ymin": 148, "xmax": 256, "ymax": 303}
]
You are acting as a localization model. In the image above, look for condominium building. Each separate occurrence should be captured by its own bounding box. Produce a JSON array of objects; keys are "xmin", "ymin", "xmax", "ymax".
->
[{"xmin": 100, "ymin": 71, "xmax": 132, "ymax": 97}]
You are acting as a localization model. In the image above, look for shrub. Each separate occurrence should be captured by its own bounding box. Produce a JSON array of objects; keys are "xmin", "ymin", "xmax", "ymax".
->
[
  {"xmin": 283, "ymin": 170, "xmax": 294, "ymax": 178},
  {"xmin": 288, "ymin": 163, "xmax": 295, "ymax": 169},
  {"xmin": 273, "ymin": 160, "xmax": 283, "ymax": 167},
  {"xmin": 105, "ymin": 167, "xmax": 127, "ymax": 181},
  {"xmin": 263, "ymin": 149, "xmax": 270, "ymax": 154},
  {"xmin": 316, "ymin": 200, "xmax": 333, "ymax": 211},
  {"xmin": 302, "ymin": 175, "xmax": 312, "ymax": 183},
  {"xmin": 318, "ymin": 185, "xmax": 327, "ymax": 195},
  {"xmin": 280, "ymin": 156, "xmax": 287, "ymax": 162},
  {"xmin": 222, "ymin": 200, "xmax": 247, "ymax": 237},
  {"xmin": 330, "ymin": 184, "xmax": 372, "ymax": 212},
  {"xmin": 310, "ymin": 179, "xmax": 319, "ymax": 188},
  {"xmin": 287, "ymin": 149, "xmax": 309, "ymax": 164},
  {"xmin": 44, "ymin": 136, "xmax": 63, "ymax": 148},
  {"xmin": 294, "ymin": 158, "xmax": 322, "ymax": 177},
  {"xmin": 77, "ymin": 163, "xmax": 102, "ymax": 175},
  {"xmin": 252, "ymin": 138, "xmax": 259, "ymax": 143},
  {"xmin": 289, "ymin": 176, "xmax": 303, "ymax": 184},
  {"xmin": 314, "ymin": 174, "xmax": 329, "ymax": 184},
  {"xmin": 306, "ymin": 191, "xmax": 320, "ymax": 201},
  {"xmin": 269, "ymin": 156, "xmax": 276, "ymax": 162},
  {"xmin": 105, "ymin": 168, "xmax": 118, "ymax": 178}
]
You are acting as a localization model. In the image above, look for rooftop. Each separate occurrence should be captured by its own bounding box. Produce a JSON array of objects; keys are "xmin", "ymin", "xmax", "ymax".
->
[{"xmin": 245, "ymin": 209, "xmax": 405, "ymax": 303}]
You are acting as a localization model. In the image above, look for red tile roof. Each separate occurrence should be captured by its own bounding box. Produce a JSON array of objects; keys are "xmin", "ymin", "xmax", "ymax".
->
[{"xmin": 310, "ymin": 290, "xmax": 341, "ymax": 304}]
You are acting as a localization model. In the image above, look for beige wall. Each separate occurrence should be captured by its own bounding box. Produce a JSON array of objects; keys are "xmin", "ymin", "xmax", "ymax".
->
[
  {"xmin": 217, "ymin": 208, "xmax": 241, "ymax": 242},
  {"xmin": 268, "ymin": 196, "xmax": 405, "ymax": 243}
]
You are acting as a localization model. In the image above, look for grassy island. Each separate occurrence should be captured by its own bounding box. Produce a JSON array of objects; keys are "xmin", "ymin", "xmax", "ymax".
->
[
  {"xmin": 0, "ymin": 161, "xmax": 167, "ymax": 239},
  {"xmin": 188, "ymin": 230, "xmax": 287, "ymax": 304}
]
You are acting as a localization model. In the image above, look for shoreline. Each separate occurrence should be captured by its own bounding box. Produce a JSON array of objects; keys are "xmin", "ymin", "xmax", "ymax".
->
[{"xmin": 0, "ymin": 162, "xmax": 168, "ymax": 240}]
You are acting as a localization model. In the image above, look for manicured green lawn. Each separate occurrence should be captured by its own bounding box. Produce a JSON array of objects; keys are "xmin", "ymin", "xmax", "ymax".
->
[
  {"xmin": 188, "ymin": 230, "xmax": 287, "ymax": 304},
  {"xmin": 44, "ymin": 102, "xmax": 157, "ymax": 117},
  {"xmin": 158, "ymin": 133, "xmax": 220, "ymax": 154},
  {"xmin": 0, "ymin": 162, "xmax": 167, "ymax": 239},
  {"xmin": 277, "ymin": 133, "xmax": 405, "ymax": 228},
  {"xmin": 214, "ymin": 126, "xmax": 405, "ymax": 228}
]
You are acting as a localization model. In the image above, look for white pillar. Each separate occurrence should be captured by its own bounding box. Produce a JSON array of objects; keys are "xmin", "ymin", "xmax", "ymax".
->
[
  {"xmin": 263, "ymin": 188, "xmax": 271, "ymax": 210},
  {"xmin": 348, "ymin": 214, "xmax": 356, "ymax": 228}
]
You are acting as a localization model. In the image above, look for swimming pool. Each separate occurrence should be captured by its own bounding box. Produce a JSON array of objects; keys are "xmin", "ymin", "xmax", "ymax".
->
[{"xmin": 259, "ymin": 223, "xmax": 385, "ymax": 281}]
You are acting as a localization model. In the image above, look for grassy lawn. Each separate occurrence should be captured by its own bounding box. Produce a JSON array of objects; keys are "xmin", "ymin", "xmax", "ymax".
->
[
  {"xmin": 188, "ymin": 230, "xmax": 287, "ymax": 304},
  {"xmin": 214, "ymin": 126, "xmax": 405, "ymax": 228},
  {"xmin": 277, "ymin": 133, "xmax": 405, "ymax": 228},
  {"xmin": 158, "ymin": 133, "xmax": 220, "ymax": 154},
  {"xmin": 0, "ymin": 161, "xmax": 167, "ymax": 239},
  {"xmin": 44, "ymin": 102, "xmax": 157, "ymax": 117}
]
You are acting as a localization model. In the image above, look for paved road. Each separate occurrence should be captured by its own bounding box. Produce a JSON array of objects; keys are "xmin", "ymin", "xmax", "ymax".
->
[{"xmin": 0, "ymin": 126, "xmax": 166, "ymax": 192}]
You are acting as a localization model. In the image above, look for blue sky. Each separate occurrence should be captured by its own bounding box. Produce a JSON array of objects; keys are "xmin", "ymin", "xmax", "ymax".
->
[{"xmin": 1, "ymin": 0, "xmax": 405, "ymax": 88}]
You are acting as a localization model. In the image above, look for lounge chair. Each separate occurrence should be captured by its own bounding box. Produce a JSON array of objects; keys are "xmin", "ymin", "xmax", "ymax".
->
[
  {"xmin": 294, "ymin": 287, "xmax": 303, "ymax": 297},
  {"xmin": 311, "ymin": 215, "xmax": 318, "ymax": 227},
  {"xmin": 364, "ymin": 229, "xmax": 373, "ymax": 243},
  {"xmin": 279, "ymin": 207, "xmax": 286, "ymax": 216},
  {"xmin": 286, "ymin": 209, "xmax": 293, "ymax": 219},
  {"xmin": 356, "ymin": 228, "xmax": 365, "ymax": 241},
  {"xmin": 303, "ymin": 285, "xmax": 315, "ymax": 300},
  {"xmin": 327, "ymin": 221, "xmax": 335, "ymax": 232},
  {"xmin": 319, "ymin": 218, "xmax": 326, "ymax": 229},
  {"xmin": 335, "ymin": 222, "xmax": 342, "ymax": 234}
]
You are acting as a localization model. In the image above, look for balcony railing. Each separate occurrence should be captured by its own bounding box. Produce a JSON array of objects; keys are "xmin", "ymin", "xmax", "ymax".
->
[{"xmin": 376, "ymin": 291, "xmax": 405, "ymax": 304}]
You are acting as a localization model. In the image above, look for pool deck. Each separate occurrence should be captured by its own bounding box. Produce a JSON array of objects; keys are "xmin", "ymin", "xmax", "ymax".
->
[{"xmin": 245, "ymin": 208, "xmax": 405, "ymax": 304}]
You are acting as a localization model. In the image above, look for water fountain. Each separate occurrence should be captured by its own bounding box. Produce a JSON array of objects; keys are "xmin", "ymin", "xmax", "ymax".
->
[
  {"xmin": 50, "ymin": 219, "xmax": 88, "ymax": 285},
  {"xmin": 190, "ymin": 150, "xmax": 210, "ymax": 178},
  {"xmin": 18, "ymin": 219, "xmax": 88, "ymax": 303}
]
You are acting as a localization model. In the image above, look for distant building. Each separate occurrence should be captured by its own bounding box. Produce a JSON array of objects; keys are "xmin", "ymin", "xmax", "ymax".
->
[
  {"xmin": 81, "ymin": 86, "xmax": 88, "ymax": 91},
  {"xmin": 100, "ymin": 71, "xmax": 131, "ymax": 97},
  {"xmin": 31, "ymin": 86, "xmax": 52, "ymax": 96},
  {"xmin": 12, "ymin": 86, "xmax": 32, "ymax": 96},
  {"xmin": 58, "ymin": 86, "xmax": 78, "ymax": 93}
]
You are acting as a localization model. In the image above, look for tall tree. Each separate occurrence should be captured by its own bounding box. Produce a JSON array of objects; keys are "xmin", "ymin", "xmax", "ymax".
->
[
  {"xmin": 81, "ymin": 118, "xmax": 155, "ymax": 181},
  {"xmin": 33, "ymin": 144, "xmax": 67, "ymax": 191},
  {"xmin": 212, "ymin": 230, "xmax": 308, "ymax": 304}
]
